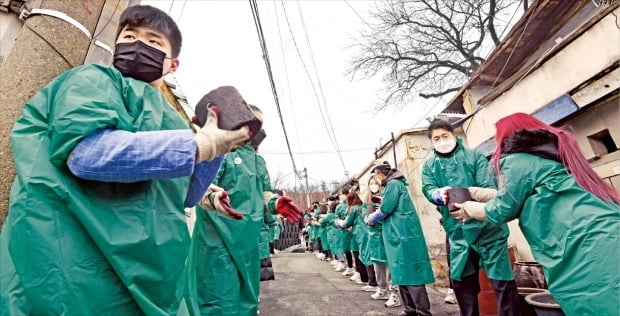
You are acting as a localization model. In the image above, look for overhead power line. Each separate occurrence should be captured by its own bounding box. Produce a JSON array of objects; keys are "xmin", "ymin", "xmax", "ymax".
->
[
  {"xmin": 343, "ymin": 0, "xmax": 373, "ymax": 29},
  {"xmin": 280, "ymin": 1, "xmax": 349, "ymax": 177},
  {"xmin": 248, "ymin": 0, "xmax": 300, "ymax": 177},
  {"xmin": 295, "ymin": 0, "xmax": 348, "ymax": 177},
  {"xmin": 272, "ymin": 0, "xmax": 305, "ymax": 167},
  {"xmin": 262, "ymin": 147, "xmax": 376, "ymax": 155}
]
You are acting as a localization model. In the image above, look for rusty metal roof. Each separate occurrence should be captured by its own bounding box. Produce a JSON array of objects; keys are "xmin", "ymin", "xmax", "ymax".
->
[{"xmin": 442, "ymin": 0, "xmax": 602, "ymax": 114}]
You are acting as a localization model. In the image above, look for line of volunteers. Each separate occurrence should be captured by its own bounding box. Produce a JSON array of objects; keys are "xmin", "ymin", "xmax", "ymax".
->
[
  {"xmin": 302, "ymin": 117, "xmax": 620, "ymax": 316},
  {"xmin": 1, "ymin": 4, "xmax": 618, "ymax": 316}
]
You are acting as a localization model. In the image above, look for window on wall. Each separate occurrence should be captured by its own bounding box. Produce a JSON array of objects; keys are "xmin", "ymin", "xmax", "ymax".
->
[{"xmin": 587, "ymin": 129, "xmax": 618, "ymax": 156}]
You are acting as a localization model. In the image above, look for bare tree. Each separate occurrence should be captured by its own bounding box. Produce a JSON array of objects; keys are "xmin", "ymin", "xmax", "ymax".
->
[
  {"xmin": 270, "ymin": 170, "xmax": 287, "ymax": 190},
  {"xmin": 348, "ymin": 0, "xmax": 526, "ymax": 110}
]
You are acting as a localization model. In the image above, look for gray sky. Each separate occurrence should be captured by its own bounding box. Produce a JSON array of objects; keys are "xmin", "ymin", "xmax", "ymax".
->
[{"xmin": 144, "ymin": 0, "xmax": 448, "ymax": 189}]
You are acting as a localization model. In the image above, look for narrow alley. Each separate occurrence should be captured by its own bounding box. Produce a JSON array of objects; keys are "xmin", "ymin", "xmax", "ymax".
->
[{"xmin": 260, "ymin": 252, "xmax": 460, "ymax": 316}]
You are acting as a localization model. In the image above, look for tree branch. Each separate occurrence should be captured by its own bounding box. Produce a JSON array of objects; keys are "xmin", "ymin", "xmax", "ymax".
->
[
  {"xmin": 419, "ymin": 86, "xmax": 461, "ymax": 99},
  {"xmin": 488, "ymin": 0, "xmax": 500, "ymax": 45}
]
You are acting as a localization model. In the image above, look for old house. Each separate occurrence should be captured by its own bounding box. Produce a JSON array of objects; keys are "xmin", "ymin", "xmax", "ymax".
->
[{"xmin": 440, "ymin": 0, "xmax": 620, "ymax": 260}]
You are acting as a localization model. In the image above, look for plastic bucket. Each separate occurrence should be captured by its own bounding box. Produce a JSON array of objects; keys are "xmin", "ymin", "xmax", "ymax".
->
[
  {"xmin": 518, "ymin": 288, "xmax": 548, "ymax": 316},
  {"xmin": 525, "ymin": 292, "xmax": 565, "ymax": 316}
]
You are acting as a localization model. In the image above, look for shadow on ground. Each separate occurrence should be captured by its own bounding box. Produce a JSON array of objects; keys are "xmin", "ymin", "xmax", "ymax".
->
[{"xmin": 260, "ymin": 252, "xmax": 460, "ymax": 316}]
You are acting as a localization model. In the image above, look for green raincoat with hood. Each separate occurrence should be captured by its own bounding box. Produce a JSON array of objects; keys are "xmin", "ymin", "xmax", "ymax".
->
[
  {"xmin": 185, "ymin": 144, "xmax": 270, "ymax": 316},
  {"xmin": 421, "ymin": 137, "xmax": 514, "ymax": 281},
  {"xmin": 483, "ymin": 130, "xmax": 620, "ymax": 316},
  {"xmin": 0, "ymin": 65, "xmax": 192, "ymax": 315},
  {"xmin": 378, "ymin": 171, "xmax": 435, "ymax": 286}
]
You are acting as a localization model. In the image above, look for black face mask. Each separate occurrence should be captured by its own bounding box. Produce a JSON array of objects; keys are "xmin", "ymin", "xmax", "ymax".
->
[{"xmin": 113, "ymin": 41, "xmax": 167, "ymax": 83}]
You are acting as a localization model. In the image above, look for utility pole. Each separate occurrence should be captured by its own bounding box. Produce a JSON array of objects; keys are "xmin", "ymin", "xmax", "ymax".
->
[{"xmin": 0, "ymin": 0, "xmax": 113, "ymax": 226}]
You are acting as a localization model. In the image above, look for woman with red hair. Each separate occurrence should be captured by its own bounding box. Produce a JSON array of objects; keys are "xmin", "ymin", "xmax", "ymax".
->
[{"xmin": 453, "ymin": 113, "xmax": 620, "ymax": 315}]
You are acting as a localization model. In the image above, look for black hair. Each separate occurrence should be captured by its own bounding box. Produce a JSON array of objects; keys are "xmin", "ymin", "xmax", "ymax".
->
[
  {"xmin": 274, "ymin": 189, "xmax": 284, "ymax": 196},
  {"xmin": 329, "ymin": 202, "xmax": 338, "ymax": 212},
  {"xmin": 427, "ymin": 119, "xmax": 454, "ymax": 139},
  {"xmin": 371, "ymin": 161, "xmax": 391, "ymax": 175},
  {"xmin": 320, "ymin": 204, "xmax": 328, "ymax": 214},
  {"xmin": 116, "ymin": 5, "xmax": 183, "ymax": 57}
]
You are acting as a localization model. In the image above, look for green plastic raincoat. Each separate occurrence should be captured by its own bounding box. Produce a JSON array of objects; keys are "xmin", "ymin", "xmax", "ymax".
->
[
  {"xmin": 366, "ymin": 200, "xmax": 387, "ymax": 263},
  {"xmin": 341, "ymin": 204, "xmax": 371, "ymax": 265},
  {"xmin": 422, "ymin": 138, "xmax": 514, "ymax": 281},
  {"xmin": 272, "ymin": 220, "xmax": 282, "ymax": 241},
  {"xmin": 318, "ymin": 214, "xmax": 330, "ymax": 251},
  {"xmin": 259, "ymin": 212, "xmax": 277, "ymax": 260},
  {"xmin": 185, "ymin": 145, "xmax": 270, "ymax": 316},
  {"xmin": 0, "ymin": 65, "xmax": 191, "ymax": 315},
  {"xmin": 324, "ymin": 202, "xmax": 350, "ymax": 254},
  {"xmin": 484, "ymin": 153, "xmax": 620, "ymax": 315},
  {"xmin": 379, "ymin": 173, "xmax": 435, "ymax": 286},
  {"xmin": 320, "ymin": 212, "xmax": 338, "ymax": 252}
]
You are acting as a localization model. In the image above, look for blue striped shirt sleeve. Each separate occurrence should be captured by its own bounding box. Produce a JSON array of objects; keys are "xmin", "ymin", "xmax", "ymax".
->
[{"xmin": 68, "ymin": 128, "xmax": 197, "ymax": 183}]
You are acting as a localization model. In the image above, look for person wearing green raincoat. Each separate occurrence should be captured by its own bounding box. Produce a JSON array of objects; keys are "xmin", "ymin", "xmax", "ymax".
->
[
  {"xmin": 452, "ymin": 113, "xmax": 620, "ymax": 316},
  {"xmin": 364, "ymin": 175, "xmax": 400, "ymax": 306},
  {"xmin": 0, "ymin": 6, "xmax": 251, "ymax": 315},
  {"xmin": 337, "ymin": 191, "xmax": 379, "ymax": 288},
  {"xmin": 366, "ymin": 163, "xmax": 434, "ymax": 316},
  {"xmin": 421, "ymin": 119, "xmax": 520, "ymax": 315},
  {"xmin": 184, "ymin": 105, "xmax": 302, "ymax": 316},
  {"xmin": 272, "ymin": 216, "xmax": 283, "ymax": 243},
  {"xmin": 259, "ymin": 198, "xmax": 278, "ymax": 282},
  {"xmin": 335, "ymin": 189, "xmax": 354, "ymax": 274},
  {"xmin": 317, "ymin": 202, "xmax": 332, "ymax": 260},
  {"xmin": 320, "ymin": 198, "xmax": 343, "ymax": 267},
  {"xmin": 307, "ymin": 203, "xmax": 319, "ymax": 251}
]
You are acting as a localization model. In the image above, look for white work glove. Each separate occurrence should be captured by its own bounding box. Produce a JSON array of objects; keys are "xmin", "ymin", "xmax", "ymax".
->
[
  {"xmin": 335, "ymin": 219, "xmax": 345, "ymax": 227},
  {"xmin": 199, "ymin": 185, "xmax": 244, "ymax": 219},
  {"xmin": 194, "ymin": 109, "xmax": 250, "ymax": 162},
  {"xmin": 468, "ymin": 187, "xmax": 497, "ymax": 202},
  {"xmin": 451, "ymin": 201, "xmax": 487, "ymax": 223}
]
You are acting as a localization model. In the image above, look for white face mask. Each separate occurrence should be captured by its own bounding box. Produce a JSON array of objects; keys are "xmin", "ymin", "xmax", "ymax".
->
[
  {"xmin": 339, "ymin": 195, "xmax": 346, "ymax": 202},
  {"xmin": 434, "ymin": 138, "xmax": 457, "ymax": 154},
  {"xmin": 369, "ymin": 184, "xmax": 379, "ymax": 194}
]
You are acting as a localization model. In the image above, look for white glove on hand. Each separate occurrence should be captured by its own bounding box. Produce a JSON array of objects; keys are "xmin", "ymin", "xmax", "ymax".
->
[
  {"xmin": 452, "ymin": 201, "xmax": 487, "ymax": 223},
  {"xmin": 199, "ymin": 185, "xmax": 244, "ymax": 219},
  {"xmin": 195, "ymin": 109, "xmax": 250, "ymax": 162}
]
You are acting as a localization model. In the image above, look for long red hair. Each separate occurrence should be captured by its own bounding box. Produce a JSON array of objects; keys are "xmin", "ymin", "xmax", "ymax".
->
[{"xmin": 492, "ymin": 113, "xmax": 620, "ymax": 204}]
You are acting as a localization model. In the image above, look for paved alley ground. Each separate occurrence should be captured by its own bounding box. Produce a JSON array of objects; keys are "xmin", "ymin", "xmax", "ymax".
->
[{"xmin": 259, "ymin": 252, "xmax": 460, "ymax": 316}]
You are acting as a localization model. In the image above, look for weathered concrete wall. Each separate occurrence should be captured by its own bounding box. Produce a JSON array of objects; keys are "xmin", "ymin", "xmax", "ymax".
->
[
  {"xmin": 0, "ymin": 9, "xmax": 23, "ymax": 69},
  {"xmin": 463, "ymin": 7, "xmax": 620, "ymax": 148},
  {"xmin": 0, "ymin": 0, "xmax": 106, "ymax": 226},
  {"xmin": 564, "ymin": 96, "xmax": 620, "ymax": 190}
]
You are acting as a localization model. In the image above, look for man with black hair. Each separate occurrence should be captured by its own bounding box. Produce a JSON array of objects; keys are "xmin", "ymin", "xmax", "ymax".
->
[
  {"xmin": 0, "ymin": 5, "xmax": 249, "ymax": 314},
  {"xmin": 421, "ymin": 119, "xmax": 520, "ymax": 316}
]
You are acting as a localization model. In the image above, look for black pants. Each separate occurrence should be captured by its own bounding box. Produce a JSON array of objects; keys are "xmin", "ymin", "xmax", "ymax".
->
[
  {"xmin": 446, "ymin": 236, "xmax": 453, "ymax": 289},
  {"xmin": 351, "ymin": 251, "xmax": 377, "ymax": 285},
  {"xmin": 345, "ymin": 251, "xmax": 354, "ymax": 268},
  {"xmin": 269, "ymin": 242, "xmax": 275, "ymax": 255},
  {"xmin": 451, "ymin": 250, "xmax": 520, "ymax": 316},
  {"xmin": 366, "ymin": 264, "xmax": 378, "ymax": 286},
  {"xmin": 399, "ymin": 285, "xmax": 432, "ymax": 316}
]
